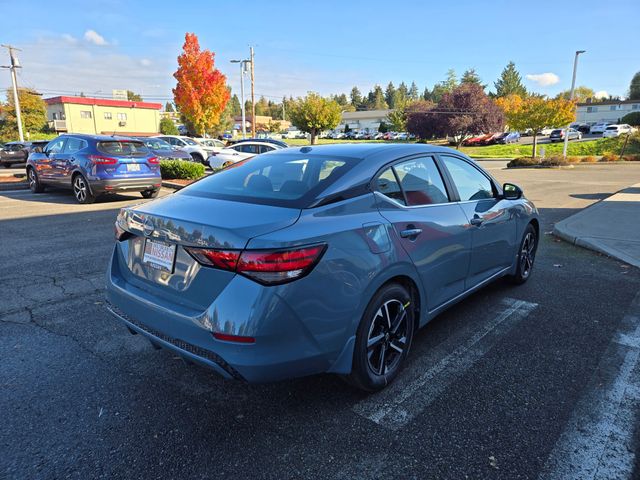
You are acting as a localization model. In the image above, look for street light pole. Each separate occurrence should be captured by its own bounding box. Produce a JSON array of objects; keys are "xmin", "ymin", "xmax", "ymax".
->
[
  {"xmin": 231, "ymin": 59, "xmax": 250, "ymax": 139},
  {"xmin": 563, "ymin": 50, "xmax": 586, "ymax": 159},
  {"xmin": 2, "ymin": 44, "xmax": 24, "ymax": 142},
  {"xmin": 249, "ymin": 46, "xmax": 256, "ymax": 138}
]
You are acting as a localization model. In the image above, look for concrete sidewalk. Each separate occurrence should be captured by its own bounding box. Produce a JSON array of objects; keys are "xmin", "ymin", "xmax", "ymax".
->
[{"xmin": 554, "ymin": 183, "xmax": 640, "ymax": 268}]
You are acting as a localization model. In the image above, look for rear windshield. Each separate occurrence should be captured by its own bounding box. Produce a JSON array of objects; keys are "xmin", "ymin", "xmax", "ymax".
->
[
  {"xmin": 97, "ymin": 141, "xmax": 149, "ymax": 157},
  {"xmin": 181, "ymin": 152, "xmax": 361, "ymax": 208},
  {"xmin": 551, "ymin": 130, "xmax": 562, "ymax": 134},
  {"xmin": 182, "ymin": 137, "xmax": 198, "ymax": 145},
  {"xmin": 605, "ymin": 126, "xmax": 618, "ymax": 130}
]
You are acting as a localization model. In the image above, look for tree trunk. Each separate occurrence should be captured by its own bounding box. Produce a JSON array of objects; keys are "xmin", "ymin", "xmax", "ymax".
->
[
  {"xmin": 532, "ymin": 134, "xmax": 538, "ymax": 159},
  {"xmin": 310, "ymin": 128, "xmax": 317, "ymax": 145}
]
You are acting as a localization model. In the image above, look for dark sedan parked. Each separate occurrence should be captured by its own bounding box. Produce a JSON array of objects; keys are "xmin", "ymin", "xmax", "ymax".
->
[
  {"xmin": 0, "ymin": 141, "xmax": 49, "ymax": 167},
  {"xmin": 27, "ymin": 134, "xmax": 162, "ymax": 204}
]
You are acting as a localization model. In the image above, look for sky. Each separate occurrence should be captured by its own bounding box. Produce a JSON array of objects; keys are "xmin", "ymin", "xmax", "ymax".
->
[{"xmin": 1, "ymin": 0, "xmax": 638, "ymax": 105}]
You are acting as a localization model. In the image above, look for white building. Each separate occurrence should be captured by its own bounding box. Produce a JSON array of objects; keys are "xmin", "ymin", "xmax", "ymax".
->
[
  {"xmin": 576, "ymin": 99, "xmax": 639, "ymax": 124},
  {"xmin": 337, "ymin": 109, "xmax": 392, "ymax": 133}
]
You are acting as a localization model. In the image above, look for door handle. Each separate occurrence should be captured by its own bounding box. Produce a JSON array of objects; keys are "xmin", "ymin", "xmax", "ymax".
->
[
  {"xmin": 470, "ymin": 216, "xmax": 484, "ymax": 226},
  {"xmin": 400, "ymin": 228, "xmax": 422, "ymax": 238}
]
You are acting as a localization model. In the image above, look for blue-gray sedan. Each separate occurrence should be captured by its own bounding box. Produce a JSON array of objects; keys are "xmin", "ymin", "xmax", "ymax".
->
[{"xmin": 106, "ymin": 144, "xmax": 539, "ymax": 391}]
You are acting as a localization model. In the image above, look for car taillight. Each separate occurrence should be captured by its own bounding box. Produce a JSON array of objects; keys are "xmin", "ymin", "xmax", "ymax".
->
[
  {"xmin": 148, "ymin": 156, "xmax": 159, "ymax": 164},
  {"xmin": 89, "ymin": 155, "xmax": 118, "ymax": 164},
  {"xmin": 185, "ymin": 244, "xmax": 327, "ymax": 285}
]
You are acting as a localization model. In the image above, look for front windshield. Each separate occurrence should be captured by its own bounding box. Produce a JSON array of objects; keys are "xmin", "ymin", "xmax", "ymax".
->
[{"xmin": 182, "ymin": 152, "xmax": 361, "ymax": 208}]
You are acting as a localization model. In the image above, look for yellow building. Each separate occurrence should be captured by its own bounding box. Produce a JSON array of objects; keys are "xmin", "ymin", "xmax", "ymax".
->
[{"xmin": 45, "ymin": 96, "xmax": 162, "ymax": 136}]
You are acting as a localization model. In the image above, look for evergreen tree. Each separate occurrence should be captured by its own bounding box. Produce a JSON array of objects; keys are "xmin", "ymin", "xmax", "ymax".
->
[
  {"xmin": 629, "ymin": 71, "xmax": 640, "ymax": 100},
  {"xmin": 228, "ymin": 94, "xmax": 242, "ymax": 116},
  {"xmin": 409, "ymin": 81, "xmax": 419, "ymax": 100},
  {"xmin": 350, "ymin": 86, "xmax": 363, "ymax": 108},
  {"xmin": 494, "ymin": 61, "xmax": 527, "ymax": 98},
  {"xmin": 164, "ymin": 102, "xmax": 175, "ymax": 112},
  {"xmin": 461, "ymin": 68, "xmax": 485, "ymax": 89},
  {"xmin": 422, "ymin": 86, "xmax": 432, "ymax": 101},
  {"xmin": 397, "ymin": 82, "xmax": 409, "ymax": 102},
  {"xmin": 371, "ymin": 85, "xmax": 388, "ymax": 109},
  {"xmin": 385, "ymin": 82, "xmax": 396, "ymax": 108}
]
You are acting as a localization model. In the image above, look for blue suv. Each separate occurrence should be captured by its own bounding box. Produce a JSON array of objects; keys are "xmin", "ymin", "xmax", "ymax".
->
[{"xmin": 27, "ymin": 134, "xmax": 162, "ymax": 204}]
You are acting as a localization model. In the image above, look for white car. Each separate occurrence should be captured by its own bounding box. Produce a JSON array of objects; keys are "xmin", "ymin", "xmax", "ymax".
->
[
  {"xmin": 208, "ymin": 141, "xmax": 284, "ymax": 169},
  {"xmin": 194, "ymin": 138, "xmax": 226, "ymax": 154},
  {"xmin": 155, "ymin": 135, "xmax": 209, "ymax": 164},
  {"xmin": 602, "ymin": 124, "xmax": 635, "ymax": 138},
  {"xmin": 539, "ymin": 127, "xmax": 555, "ymax": 136},
  {"xmin": 589, "ymin": 123, "xmax": 612, "ymax": 134}
]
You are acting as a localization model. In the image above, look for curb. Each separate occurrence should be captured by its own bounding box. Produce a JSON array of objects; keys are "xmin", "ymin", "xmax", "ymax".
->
[
  {"xmin": 553, "ymin": 184, "xmax": 640, "ymax": 268},
  {"xmin": 161, "ymin": 181, "xmax": 187, "ymax": 190}
]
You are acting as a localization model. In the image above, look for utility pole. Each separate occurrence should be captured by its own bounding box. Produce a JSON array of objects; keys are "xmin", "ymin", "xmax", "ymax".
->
[
  {"xmin": 282, "ymin": 99, "xmax": 286, "ymax": 121},
  {"xmin": 230, "ymin": 59, "xmax": 249, "ymax": 139},
  {"xmin": 250, "ymin": 46, "xmax": 256, "ymax": 138},
  {"xmin": 1, "ymin": 44, "xmax": 24, "ymax": 142},
  {"xmin": 563, "ymin": 50, "xmax": 586, "ymax": 159}
]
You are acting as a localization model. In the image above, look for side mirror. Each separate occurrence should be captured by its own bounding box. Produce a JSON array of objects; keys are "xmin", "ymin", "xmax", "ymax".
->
[{"xmin": 502, "ymin": 183, "xmax": 523, "ymax": 200}]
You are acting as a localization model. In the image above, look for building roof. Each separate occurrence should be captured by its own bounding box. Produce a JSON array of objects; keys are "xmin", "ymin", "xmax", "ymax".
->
[
  {"xmin": 577, "ymin": 99, "xmax": 639, "ymax": 107},
  {"xmin": 44, "ymin": 96, "xmax": 162, "ymax": 110},
  {"xmin": 341, "ymin": 109, "xmax": 392, "ymax": 120}
]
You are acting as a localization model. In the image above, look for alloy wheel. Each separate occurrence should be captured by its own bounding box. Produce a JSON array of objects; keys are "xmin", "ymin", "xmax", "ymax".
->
[
  {"xmin": 366, "ymin": 299, "xmax": 409, "ymax": 376},
  {"xmin": 520, "ymin": 232, "xmax": 536, "ymax": 278},
  {"xmin": 74, "ymin": 176, "xmax": 87, "ymax": 202},
  {"xmin": 28, "ymin": 170, "xmax": 36, "ymax": 190}
]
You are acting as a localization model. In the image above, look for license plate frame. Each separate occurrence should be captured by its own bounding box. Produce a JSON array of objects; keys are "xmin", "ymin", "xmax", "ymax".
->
[{"xmin": 143, "ymin": 238, "xmax": 176, "ymax": 273}]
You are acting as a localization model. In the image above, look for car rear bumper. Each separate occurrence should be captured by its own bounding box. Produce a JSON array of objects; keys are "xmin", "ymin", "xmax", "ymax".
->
[
  {"xmin": 104, "ymin": 246, "xmax": 336, "ymax": 383},
  {"xmin": 92, "ymin": 176, "xmax": 161, "ymax": 194}
]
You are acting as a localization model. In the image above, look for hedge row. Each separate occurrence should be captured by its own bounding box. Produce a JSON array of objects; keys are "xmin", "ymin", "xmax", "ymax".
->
[
  {"xmin": 159, "ymin": 160, "xmax": 205, "ymax": 179},
  {"xmin": 507, "ymin": 153, "xmax": 640, "ymax": 168}
]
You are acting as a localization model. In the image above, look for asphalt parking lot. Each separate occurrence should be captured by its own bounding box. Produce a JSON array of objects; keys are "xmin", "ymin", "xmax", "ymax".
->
[{"xmin": 2, "ymin": 163, "xmax": 640, "ymax": 479}]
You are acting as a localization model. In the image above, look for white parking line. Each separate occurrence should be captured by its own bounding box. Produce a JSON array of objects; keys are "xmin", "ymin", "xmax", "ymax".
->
[
  {"xmin": 353, "ymin": 297, "xmax": 538, "ymax": 430},
  {"xmin": 538, "ymin": 291, "xmax": 640, "ymax": 480}
]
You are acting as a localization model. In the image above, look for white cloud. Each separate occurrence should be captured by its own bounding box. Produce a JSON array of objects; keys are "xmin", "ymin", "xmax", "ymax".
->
[
  {"xmin": 525, "ymin": 72, "xmax": 560, "ymax": 87},
  {"xmin": 140, "ymin": 58, "xmax": 152, "ymax": 67},
  {"xmin": 61, "ymin": 34, "xmax": 77, "ymax": 44},
  {"xmin": 594, "ymin": 90, "xmax": 609, "ymax": 99},
  {"xmin": 84, "ymin": 30, "xmax": 108, "ymax": 46}
]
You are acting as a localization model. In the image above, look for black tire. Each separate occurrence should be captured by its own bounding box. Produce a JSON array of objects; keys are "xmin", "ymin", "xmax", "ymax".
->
[
  {"xmin": 3, "ymin": 163, "xmax": 11, "ymax": 168},
  {"xmin": 508, "ymin": 223, "xmax": 537, "ymax": 284},
  {"xmin": 28, "ymin": 168, "xmax": 45, "ymax": 193},
  {"xmin": 347, "ymin": 283, "xmax": 415, "ymax": 392},
  {"xmin": 141, "ymin": 189, "xmax": 159, "ymax": 199},
  {"xmin": 72, "ymin": 174, "xmax": 96, "ymax": 204},
  {"xmin": 190, "ymin": 153, "xmax": 204, "ymax": 164}
]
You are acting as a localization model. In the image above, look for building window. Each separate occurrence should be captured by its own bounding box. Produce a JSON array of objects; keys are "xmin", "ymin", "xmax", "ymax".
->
[
  {"xmin": 104, "ymin": 112, "xmax": 112, "ymax": 120},
  {"xmin": 586, "ymin": 106, "xmax": 598, "ymax": 113},
  {"xmin": 80, "ymin": 110, "xmax": 92, "ymax": 119},
  {"xmin": 117, "ymin": 113, "xmax": 127, "ymax": 121},
  {"xmin": 610, "ymin": 105, "xmax": 618, "ymax": 111},
  {"xmin": 52, "ymin": 113, "xmax": 58, "ymax": 120}
]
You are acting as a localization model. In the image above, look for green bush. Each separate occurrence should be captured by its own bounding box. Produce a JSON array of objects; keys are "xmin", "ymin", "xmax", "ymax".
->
[
  {"xmin": 160, "ymin": 160, "xmax": 205, "ymax": 179},
  {"xmin": 621, "ymin": 112, "xmax": 640, "ymax": 126},
  {"xmin": 159, "ymin": 117, "xmax": 179, "ymax": 135}
]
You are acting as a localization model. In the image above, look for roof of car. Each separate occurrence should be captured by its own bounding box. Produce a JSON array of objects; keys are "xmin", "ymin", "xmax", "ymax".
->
[
  {"xmin": 61, "ymin": 133, "xmax": 145, "ymax": 142},
  {"xmin": 277, "ymin": 142, "xmax": 454, "ymax": 158}
]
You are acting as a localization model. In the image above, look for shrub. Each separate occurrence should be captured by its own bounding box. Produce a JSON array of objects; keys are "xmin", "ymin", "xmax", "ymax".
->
[
  {"xmin": 600, "ymin": 152, "xmax": 620, "ymax": 162},
  {"xmin": 623, "ymin": 153, "xmax": 640, "ymax": 161},
  {"xmin": 566, "ymin": 156, "xmax": 581, "ymax": 163},
  {"xmin": 581, "ymin": 155, "xmax": 598, "ymax": 163},
  {"xmin": 621, "ymin": 112, "xmax": 640, "ymax": 127},
  {"xmin": 507, "ymin": 157, "xmax": 540, "ymax": 168},
  {"xmin": 540, "ymin": 155, "xmax": 570, "ymax": 167},
  {"xmin": 160, "ymin": 160, "xmax": 205, "ymax": 179},
  {"xmin": 159, "ymin": 117, "xmax": 179, "ymax": 135}
]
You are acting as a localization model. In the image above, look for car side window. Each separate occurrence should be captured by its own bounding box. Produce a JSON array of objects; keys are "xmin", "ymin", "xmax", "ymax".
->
[
  {"xmin": 63, "ymin": 138, "xmax": 86, "ymax": 153},
  {"xmin": 375, "ymin": 168, "xmax": 406, "ymax": 205},
  {"xmin": 440, "ymin": 155, "xmax": 494, "ymax": 201},
  {"xmin": 46, "ymin": 138, "xmax": 66, "ymax": 155},
  {"xmin": 259, "ymin": 145, "xmax": 274, "ymax": 154},
  {"xmin": 240, "ymin": 144, "xmax": 259, "ymax": 154},
  {"xmin": 393, "ymin": 157, "xmax": 449, "ymax": 206}
]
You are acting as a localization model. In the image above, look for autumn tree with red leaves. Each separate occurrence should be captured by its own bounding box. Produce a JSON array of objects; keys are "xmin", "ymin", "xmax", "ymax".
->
[{"xmin": 173, "ymin": 33, "xmax": 229, "ymax": 136}]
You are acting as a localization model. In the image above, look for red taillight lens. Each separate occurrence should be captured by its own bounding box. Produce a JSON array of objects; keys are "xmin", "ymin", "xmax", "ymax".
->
[
  {"xmin": 88, "ymin": 155, "xmax": 118, "ymax": 165},
  {"xmin": 212, "ymin": 332, "xmax": 255, "ymax": 344},
  {"xmin": 185, "ymin": 244, "xmax": 327, "ymax": 285},
  {"xmin": 148, "ymin": 156, "xmax": 159, "ymax": 164}
]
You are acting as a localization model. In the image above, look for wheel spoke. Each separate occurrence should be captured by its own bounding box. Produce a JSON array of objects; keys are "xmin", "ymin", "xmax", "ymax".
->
[
  {"xmin": 367, "ymin": 333, "xmax": 385, "ymax": 350},
  {"xmin": 389, "ymin": 336, "xmax": 406, "ymax": 354},
  {"xmin": 377, "ymin": 344, "xmax": 387, "ymax": 375},
  {"xmin": 383, "ymin": 302, "xmax": 391, "ymax": 329},
  {"xmin": 390, "ymin": 308, "xmax": 406, "ymax": 334}
]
